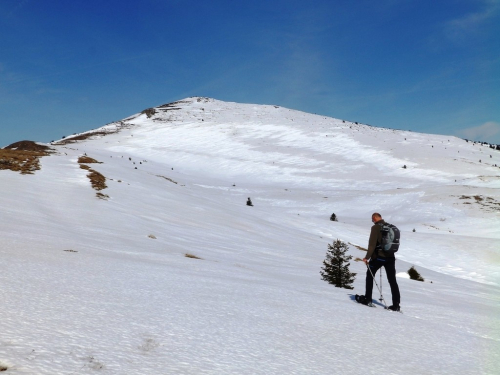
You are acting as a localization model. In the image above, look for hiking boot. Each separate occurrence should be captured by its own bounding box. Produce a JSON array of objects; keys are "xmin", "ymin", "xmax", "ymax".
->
[
  {"xmin": 355, "ymin": 295, "xmax": 371, "ymax": 305},
  {"xmin": 387, "ymin": 305, "xmax": 400, "ymax": 312}
]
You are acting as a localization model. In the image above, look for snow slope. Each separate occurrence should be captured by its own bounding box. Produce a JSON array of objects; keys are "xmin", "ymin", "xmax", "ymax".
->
[{"xmin": 1, "ymin": 97, "xmax": 499, "ymax": 374}]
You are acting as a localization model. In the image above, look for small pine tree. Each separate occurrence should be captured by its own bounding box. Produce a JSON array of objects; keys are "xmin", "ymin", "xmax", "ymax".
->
[
  {"xmin": 320, "ymin": 239, "xmax": 356, "ymax": 289},
  {"xmin": 408, "ymin": 266, "xmax": 424, "ymax": 282}
]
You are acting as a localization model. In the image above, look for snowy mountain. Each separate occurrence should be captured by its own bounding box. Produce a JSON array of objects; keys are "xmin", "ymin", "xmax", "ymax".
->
[{"xmin": 1, "ymin": 97, "xmax": 499, "ymax": 374}]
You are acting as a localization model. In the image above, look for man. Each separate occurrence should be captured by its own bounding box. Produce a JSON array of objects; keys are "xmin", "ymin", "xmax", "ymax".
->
[{"xmin": 358, "ymin": 213, "xmax": 401, "ymax": 311}]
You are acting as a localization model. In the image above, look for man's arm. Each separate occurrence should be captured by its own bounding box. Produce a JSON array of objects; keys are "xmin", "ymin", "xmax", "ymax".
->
[{"xmin": 363, "ymin": 225, "xmax": 379, "ymax": 264}]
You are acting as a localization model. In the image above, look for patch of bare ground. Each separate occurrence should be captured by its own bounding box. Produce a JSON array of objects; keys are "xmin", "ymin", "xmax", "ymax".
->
[
  {"xmin": 141, "ymin": 108, "xmax": 157, "ymax": 118},
  {"xmin": 78, "ymin": 156, "xmax": 108, "ymax": 199},
  {"xmin": 54, "ymin": 131, "xmax": 112, "ymax": 145},
  {"xmin": 78, "ymin": 155, "xmax": 102, "ymax": 164},
  {"xmin": 423, "ymin": 224, "xmax": 440, "ymax": 230},
  {"xmin": 349, "ymin": 242, "xmax": 367, "ymax": 252},
  {"xmin": 456, "ymin": 195, "xmax": 500, "ymax": 211},
  {"xmin": 0, "ymin": 140, "xmax": 53, "ymax": 174},
  {"xmin": 87, "ymin": 169, "xmax": 107, "ymax": 191},
  {"xmin": 185, "ymin": 253, "xmax": 202, "ymax": 259},
  {"xmin": 158, "ymin": 99, "xmax": 189, "ymax": 108},
  {"xmin": 96, "ymin": 192, "xmax": 110, "ymax": 200},
  {"xmin": 157, "ymin": 175, "xmax": 178, "ymax": 184},
  {"xmin": 52, "ymin": 121, "xmax": 132, "ymax": 145}
]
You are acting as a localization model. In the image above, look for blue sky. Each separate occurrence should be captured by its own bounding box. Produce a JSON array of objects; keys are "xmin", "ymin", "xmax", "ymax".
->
[{"xmin": 1, "ymin": 0, "xmax": 499, "ymax": 146}]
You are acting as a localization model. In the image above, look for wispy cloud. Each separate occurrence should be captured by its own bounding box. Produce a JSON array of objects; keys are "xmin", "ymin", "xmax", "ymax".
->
[
  {"xmin": 7, "ymin": 0, "xmax": 30, "ymax": 18},
  {"xmin": 457, "ymin": 121, "xmax": 500, "ymax": 142},
  {"xmin": 445, "ymin": 0, "xmax": 499, "ymax": 40}
]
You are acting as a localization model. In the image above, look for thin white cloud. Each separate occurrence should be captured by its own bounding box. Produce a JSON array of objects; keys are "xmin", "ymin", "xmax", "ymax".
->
[
  {"xmin": 445, "ymin": 0, "xmax": 499, "ymax": 40},
  {"xmin": 457, "ymin": 121, "xmax": 500, "ymax": 142},
  {"xmin": 7, "ymin": 0, "xmax": 30, "ymax": 18}
]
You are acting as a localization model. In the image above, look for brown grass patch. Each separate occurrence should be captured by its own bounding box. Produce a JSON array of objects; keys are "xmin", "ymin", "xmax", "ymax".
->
[
  {"xmin": 457, "ymin": 195, "xmax": 499, "ymax": 211},
  {"xmin": 76, "ymin": 155, "xmax": 109, "ymax": 199},
  {"xmin": 54, "ymin": 131, "xmax": 112, "ymax": 145},
  {"xmin": 96, "ymin": 192, "xmax": 109, "ymax": 200},
  {"xmin": 78, "ymin": 156, "xmax": 108, "ymax": 196},
  {"xmin": 349, "ymin": 242, "xmax": 367, "ymax": 252},
  {"xmin": 4, "ymin": 140, "xmax": 52, "ymax": 152},
  {"xmin": 78, "ymin": 156, "xmax": 101, "ymax": 164},
  {"xmin": 87, "ymin": 169, "xmax": 107, "ymax": 190},
  {"xmin": 185, "ymin": 253, "xmax": 202, "ymax": 259},
  {"xmin": 157, "ymin": 175, "xmax": 178, "ymax": 184},
  {"xmin": 52, "ymin": 120, "xmax": 133, "ymax": 145},
  {"xmin": 0, "ymin": 140, "xmax": 53, "ymax": 174},
  {"xmin": 141, "ymin": 108, "xmax": 157, "ymax": 118}
]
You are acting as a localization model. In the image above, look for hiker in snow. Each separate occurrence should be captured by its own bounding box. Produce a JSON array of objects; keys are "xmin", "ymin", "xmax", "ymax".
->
[
  {"xmin": 358, "ymin": 213, "xmax": 401, "ymax": 311},
  {"xmin": 246, "ymin": 197, "xmax": 253, "ymax": 206}
]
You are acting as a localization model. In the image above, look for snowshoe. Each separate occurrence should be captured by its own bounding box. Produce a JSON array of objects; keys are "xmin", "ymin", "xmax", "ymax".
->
[
  {"xmin": 387, "ymin": 305, "xmax": 401, "ymax": 312},
  {"xmin": 355, "ymin": 294, "xmax": 374, "ymax": 307}
]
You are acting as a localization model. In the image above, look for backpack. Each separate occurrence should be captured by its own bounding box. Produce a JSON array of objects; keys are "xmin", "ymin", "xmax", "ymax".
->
[{"xmin": 378, "ymin": 222, "xmax": 400, "ymax": 254}]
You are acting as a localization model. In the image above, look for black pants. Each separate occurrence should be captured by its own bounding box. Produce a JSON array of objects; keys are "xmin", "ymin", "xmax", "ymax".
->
[{"xmin": 365, "ymin": 257, "xmax": 400, "ymax": 306}]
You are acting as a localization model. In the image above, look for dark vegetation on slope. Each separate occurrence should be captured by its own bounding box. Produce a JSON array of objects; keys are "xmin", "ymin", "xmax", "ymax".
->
[
  {"xmin": 55, "ymin": 131, "xmax": 112, "ymax": 145},
  {"xmin": 408, "ymin": 266, "xmax": 425, "ymax": 282},
  {"xmin": 0, "ymin": 140, "xmax": 53, "ymax": 174},
  {"xmin": 458, "ymin": 195, "xmax": 500, "ymax": 211},
  {"xmin": 52, "ymin": 120, "xmax": 135, "ymax": 145}
]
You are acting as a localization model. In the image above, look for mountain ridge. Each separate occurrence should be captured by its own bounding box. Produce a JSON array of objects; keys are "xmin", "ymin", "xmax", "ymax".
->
[
  {"xmin": 2, "ymin": 97, "xmax": 499, "ymax": 282},
  {"xmin": 1, "ymin": 97, "xmax": 499, "ymax": 374}
]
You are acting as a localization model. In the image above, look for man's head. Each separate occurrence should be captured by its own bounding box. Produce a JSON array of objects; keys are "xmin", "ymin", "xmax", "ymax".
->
[{"xmin": 372, "ymin": 213, "xmax": 382, "ymax": 223}]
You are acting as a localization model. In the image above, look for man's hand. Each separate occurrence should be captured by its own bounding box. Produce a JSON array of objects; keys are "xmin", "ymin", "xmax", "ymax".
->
[{"xmin": 363, "ymin": 258, "xmax": 368, "ymax": 265}]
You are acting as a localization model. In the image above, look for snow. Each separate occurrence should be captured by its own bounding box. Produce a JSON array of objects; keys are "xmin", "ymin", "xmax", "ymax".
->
[{"xmin": 1, "ymin": 97, "xmax": 499, "ymax": 374}]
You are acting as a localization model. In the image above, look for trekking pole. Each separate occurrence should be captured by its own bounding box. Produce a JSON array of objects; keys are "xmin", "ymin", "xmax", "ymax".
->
[
  {"xmin": 366, "ymin": 263, "xmax": 388, "ymax": 308},
  {"xmin": 379, "ymin": 268, "xmax": 384, "ymax": 302}
]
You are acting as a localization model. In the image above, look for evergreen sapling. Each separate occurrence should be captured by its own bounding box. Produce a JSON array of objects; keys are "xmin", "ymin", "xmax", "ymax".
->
[
  {"xmin": 408, "ymin": 266, "xmax": 424, "ymax": 282},
  {"xmin": 320, "ymin": 239, "xmax": 356, "ymax": 289}
]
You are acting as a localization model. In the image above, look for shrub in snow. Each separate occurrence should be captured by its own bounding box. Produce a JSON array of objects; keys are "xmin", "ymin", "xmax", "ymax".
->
[
  {"xmin": 141, "ymin": 108, "xmax": 157, "ymax": 118},
  {"xmin": 408, "ymin": 266, "xmax": 424, "ymax": 282},
  {"xmin": 320, "ymin": 239, "xmax": 356, "ymax": 289},
  {"xmin": 329, "ymin": 213, "xmax": 337, "ymax": 221}
]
